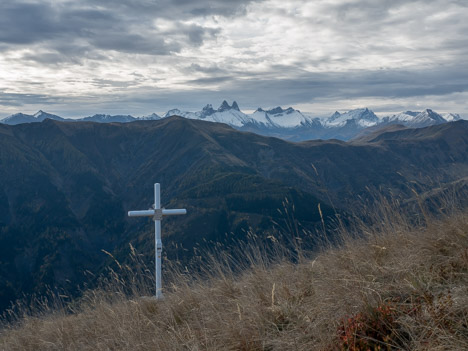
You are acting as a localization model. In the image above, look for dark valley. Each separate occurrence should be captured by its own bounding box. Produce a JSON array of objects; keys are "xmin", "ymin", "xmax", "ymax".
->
[{"xmin": 0, "ymin": 117, "xmax": 468, "ymax": 311}]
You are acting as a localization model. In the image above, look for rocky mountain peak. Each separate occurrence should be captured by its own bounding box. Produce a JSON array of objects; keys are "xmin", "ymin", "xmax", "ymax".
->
[
  {"xmin": 202, "ymin": 104, "xmax": 216, "ymax": 116},
  {"xmin": 330, "ymin": 111, "xmax": 341, "ymax": 120},
  {"xmin": 266, "ymin": 107, "xmax": 284, "ymax": 115},
  {"xmin": 218, "ymin": 100, "xmax": 231, "ymax": 112},
  {"xmin": 216, "ymin": 100, "xmax": 240, "ymax": 112}
]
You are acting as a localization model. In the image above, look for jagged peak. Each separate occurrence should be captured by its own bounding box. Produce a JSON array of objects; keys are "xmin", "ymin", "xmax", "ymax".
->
[
  {"xmin": 330, "ymin": 111, "xmax": 341, "ymax": 119},
  {"xmin": 231, "ymin": 101, "xmax": 240, "ymax": 111},
  {"xmin": 218, "ymin": 100, "xmax": 231, "ymax": 112},
  {"xmin": 417, "ymin": 109, "xmax": 441, "ymax": 117},
  {"xmin": 201, "ymin": 104, "xmax": 216, "ymax": 117},
  {"xmin": 165, "ymin": 109, "xmax": 182, "ymax": 117},
  {"xmin": 402, "ymin": 111, "xmax": 420, "ymax": 116},
  {"xmin": 415, "ymin": 109, "xmax": 445, "ymax": 123},
  {"xmin": 418, "ymin": 109, "xmax": 435, "ymax": 117},
  {"xmin": 266, "ymin": 107, "xmax": 284, "ymax": 115}
]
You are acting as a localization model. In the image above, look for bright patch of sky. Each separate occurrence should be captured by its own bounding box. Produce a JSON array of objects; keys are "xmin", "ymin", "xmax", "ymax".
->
[{"xmin": 0, "ymin": 0, "xmax": 467, "ymax": 118}]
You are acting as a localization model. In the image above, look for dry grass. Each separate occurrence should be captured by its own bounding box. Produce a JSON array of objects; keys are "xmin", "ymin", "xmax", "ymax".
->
[{"xmin": 1, "ymin": 204, "xmax": 468, "ymax": 350}]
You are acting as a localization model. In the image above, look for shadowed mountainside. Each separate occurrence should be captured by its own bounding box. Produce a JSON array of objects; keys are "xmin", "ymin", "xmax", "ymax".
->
[{"xmin": 0, "ymin": 117, "xmax": 468, "ymax": 311}]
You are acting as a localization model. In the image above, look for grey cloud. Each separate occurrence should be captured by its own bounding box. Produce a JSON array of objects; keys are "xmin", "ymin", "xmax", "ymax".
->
[
  {"xmin": 0, "ymin": 0, "xmax": 248, "ymax": 58},
  {"xmin": 274, "ymin": 66, "xmax": 468, "ymax": 100},
  {"xmin": 312, "ymin": 0, "xmax": 465, "ymax": 42},
  {"xmin": 89, "ymin": 33, "xmax": 180, "ymax": 55},
  {"xmin": 21, "ymin": 52, "xmax": 71, "ymax": 65},
  {"xmin": 0, "ymin": 91, "xmax": 59, "ymax": 107},
  {"xmin": 187, "ymin": 76, "xmax": 232, "ymax": 85},
  {"xmin": 183, "ymin": 24, "xmax": 220, "ymax": 46},
  {"xmin": 91, "ymin": 0, "xmax": 261, "ymax": 18},
  {"xmin": 4, "ymin": 63, "xmax": 468, "ymax": 117},
  {"xmin": 2, "ymin": 0, "xmax": 467, "ymax": 117},
  {"xmin": 171, "ymin": 64, "xmax": 468, "ymax": 107},
  {"xmin": 0, "ymin": 2, "xmax": 59, "ymax": 44},
  {"xmin": 186, "ymin": 63, "xmax": 227, "ymax": 74},
  {"xmin": 0, "ymin": 3, "xmax": 118, "ymax": 44},
  {"xmin": 90, "ymin": 78, "xmax": 140, "ymax": 88},
  {"xmin": 19, "ymin": 42, "xmax": 109, "ymax": 65},
  {"xmin": 88, "ymin": 64, "xmax": 468, "ymax": 113}
]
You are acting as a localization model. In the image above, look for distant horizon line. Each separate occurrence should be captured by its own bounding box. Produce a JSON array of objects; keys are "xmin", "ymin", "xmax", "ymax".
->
[{"xmin": 1, "ymin": 102, "xmax": 465, "ymax": 121}]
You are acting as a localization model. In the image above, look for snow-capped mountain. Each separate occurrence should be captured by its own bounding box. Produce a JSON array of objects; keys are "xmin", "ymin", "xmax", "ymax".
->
[
  {"xmin": 409, "ymin": 109, "xmax": 446, "ymax": 127},
  {"xmin": 442, "ymin": 113, "xmax": 461, "ymax": 122},
  {"xmin": 1, "ymin": 102, "xmax": 463, "ymax": 141},
  {"xmin": 0, "ymin": 110, "xmax": 64, "ymax": 125},
  {"xmin": 322, "ymin": 108, "xmax": 380, "ymax": 128},
  {"xmin": 139, "ymin": 113, "xmax": 162, "ymax": 121},
  {"xmin": 250, "ymin": 106, "xmax": 314, "ymax": 128},
  {"xmin": 34, "ymin": 110, "xmax": 64, "ymax": 122},
  {"xmin": 0, "ymin": 113, "xmax": 37, "ymax": 125},
  {"xmin": 384, "ymin": 109, "xmax": 447, "ymax": 128},
  {"xmin": 386, "ymin": 111, "xmax": 420, "ymax": 123},
  {"xmin": 165, "ymin": 101, "xmax": 251, "ymax": 127},
  {"xmin": 80, "ymin": 114, "xmax": 136, "ymax": 123},
  {"xmin": 164, "ymin": 108, "xmax": 199, "ymax": 119}
]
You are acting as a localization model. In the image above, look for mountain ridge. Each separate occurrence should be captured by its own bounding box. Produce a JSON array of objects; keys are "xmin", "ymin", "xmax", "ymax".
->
[{"xmin": 1, "ymin": 101, "xmax": 462, "ymax": 141}]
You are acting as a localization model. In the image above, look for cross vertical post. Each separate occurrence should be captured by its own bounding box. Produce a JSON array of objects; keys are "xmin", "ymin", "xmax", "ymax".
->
[
  {"xmin": 154, "ymin": 183, "xmax": 162, "ymax": 299},
  {"xmin": 128, "ymin": 183, "xmax": 186, "ymax": 299}
]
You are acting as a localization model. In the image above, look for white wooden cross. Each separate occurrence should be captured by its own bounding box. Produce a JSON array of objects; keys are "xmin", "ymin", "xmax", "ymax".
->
[{"xmin": 128, "ymin": 183, "xmax": 186, "ymax": 299}]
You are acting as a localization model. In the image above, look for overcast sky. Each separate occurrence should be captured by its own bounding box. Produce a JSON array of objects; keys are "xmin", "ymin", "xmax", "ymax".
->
[{"xmin": 1, "ymin": 0, "xmax": 467, "ymax": 118}]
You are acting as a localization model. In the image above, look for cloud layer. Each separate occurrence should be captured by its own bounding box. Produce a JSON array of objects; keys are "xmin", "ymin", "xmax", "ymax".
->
[{"xmin": 1, "ymin": 0, "xmax": 467, "ymax": 117}]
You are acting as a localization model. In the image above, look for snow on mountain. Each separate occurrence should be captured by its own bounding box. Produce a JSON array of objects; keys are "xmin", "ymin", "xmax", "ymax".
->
[
  {"xmin": 33, "ymin": 110, "xmax": 64, "ymax": 121},
  {"xmin": 408, "ymin": 109, "xmax": 446, "ymax": 127},
  {"xmin": 0, "ymin": 113, "xmax": 37, "ymax": 125},
  {"xmin": 165, "ymin": 101, "xmax": 251, "ymax": 127},
  {"xmin": 442, "ymin": 113, "xmax": 461, "ymax": 122},
  {"xmin": 321, "ymin": 108, "xmax": 380, "ymax": 128},
  {"xmin": 199, "ymin": 104, "xmax": 216, "ymax": 118},
  {"xmin": 249, "ymin": 109, "xmax": 271, "ymax": 125},
  {"xmin": 204, "ymin": 110, "xmax": 249, "ymax": 127},
  {"xmin": 384, "ymin": 109, "xmax": 453, "ymax": 127},
  {"xmin": 386, "ymin": 111, "xmax": 420, "ymax": 123},
  {"xmin": 80, "ymin": 114, "xmax": 136, "ymax": 123},
  {"xmin": 164, "ymin": 108, "xmax": 200, "ymax": 119},
  {"xmin": 252, "ymin": 107, "xmax": 313, "ymax": 128},
  {"xmin": 0, "ymin": 110, "xmax": 63, "ymax": 125},
  {"xmin": 202, "ymin": 101, "xmax": 251, "ymax": 127},
  {"xmin": 139, "ymin": 113, "xmax": 162, "ymax": 121},
  {"xmin": 1, "ymin": 103, "xmax": 463, "ymax": 142}
]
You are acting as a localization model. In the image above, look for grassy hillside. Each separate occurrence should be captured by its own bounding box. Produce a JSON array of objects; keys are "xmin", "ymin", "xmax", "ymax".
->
[{"xmin": 1, "ymin": 203, "xmax": 467, "ymax": 350}]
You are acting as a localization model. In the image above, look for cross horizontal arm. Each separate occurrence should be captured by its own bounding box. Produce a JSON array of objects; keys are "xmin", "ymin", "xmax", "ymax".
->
[
  {"xmin": 128, "ymin": 208, "xmax": 187, "ymax": 217},
  {"xmin": 128, "ymin": 210, "xmax": 155, "ymax": 217},
  {"xmin": 162, "ymin": 209, "xmax": 187, "ymax": 216}
]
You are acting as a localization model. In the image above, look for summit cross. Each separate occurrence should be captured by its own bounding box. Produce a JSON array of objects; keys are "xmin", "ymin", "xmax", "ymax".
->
[{"xmin": 128, "ymin": 183, "xmax": 186, "ymax": 299}]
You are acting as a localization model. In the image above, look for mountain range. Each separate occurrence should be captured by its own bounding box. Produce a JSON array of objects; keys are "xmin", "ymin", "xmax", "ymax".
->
[
  {"xmin": 1, "ymin": 117, "xmax": 468, "ymax": 312},
  {"xmin": 1, "ymin": 101, "xmax": 462, "ymax": 141}
]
